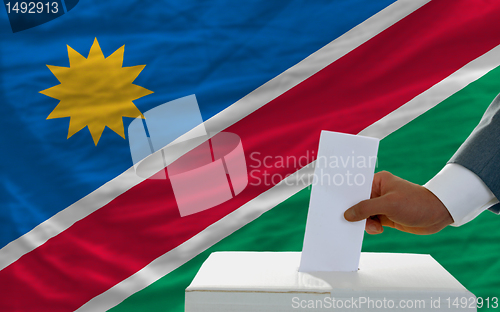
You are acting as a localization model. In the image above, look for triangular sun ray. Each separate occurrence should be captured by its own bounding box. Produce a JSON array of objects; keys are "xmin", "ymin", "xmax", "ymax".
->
[
  {"xmin": 67, "ymin": 116, "xmax": 88, "ymax": 139},
  {"xmin": 118, "ymin": 101, "xmax": 145, "ymax": 118},
  {"xmin": 120, "ymin": 65, "xmax": 147, "ymax": 83},
  {"xmin": 88, "ymin": 122, "xmax": 106, "ymax": 146},
  {"xmin": 47, "ymin": 101, "xmax": 73, "ymax": 119},
  {"xmin": 40, "ymin": 84, "xmax": 64, "ymax": 100},
  {"xmin": 106, "ymin": 45, "xmax": 125, "ymax": 68},
  {"xmin": 45, "ymin": 65, "xmax": 72, "ymax": 84},
  {"xmin": 127, "ymin": 84, "xmax": 154, "ymax": 101},
  {"xmin": 106, "ymin": 117, "xmax": 126, "ymax": 139},
  {"xmin": 88, "ymin": 38, "xmax": 105, "ymax": 60},
  {"xmin": 67, "ymin": 46, "xmax": 87, "ymax": 67}
]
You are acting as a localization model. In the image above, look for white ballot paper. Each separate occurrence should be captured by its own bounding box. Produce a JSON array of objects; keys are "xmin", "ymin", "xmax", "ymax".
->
[{"xmin": 299, "ymin": 131, "xmax": 379, "ymax": 272}]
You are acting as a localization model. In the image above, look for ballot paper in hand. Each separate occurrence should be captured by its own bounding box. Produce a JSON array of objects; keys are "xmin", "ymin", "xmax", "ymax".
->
[{"xmin": 299, "ymin": 131, "xmax": 379, "ymax": 272}]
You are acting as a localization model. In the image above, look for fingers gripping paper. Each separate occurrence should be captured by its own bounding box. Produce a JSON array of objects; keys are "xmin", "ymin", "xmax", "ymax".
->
[{"xmin": 299, "ymin": 131, "xmax": 379, "ymax": 272}]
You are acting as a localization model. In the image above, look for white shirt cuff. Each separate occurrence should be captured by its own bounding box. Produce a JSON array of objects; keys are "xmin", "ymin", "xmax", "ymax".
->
[{"xmin": 423, "ymin": 163, "xmax": 499, "ymax": 227}]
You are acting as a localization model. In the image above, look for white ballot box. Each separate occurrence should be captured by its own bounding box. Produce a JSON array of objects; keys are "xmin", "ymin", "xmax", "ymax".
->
[{"xmin": 185, "ymin": 252, "xmax": 476, "ymax": 312}]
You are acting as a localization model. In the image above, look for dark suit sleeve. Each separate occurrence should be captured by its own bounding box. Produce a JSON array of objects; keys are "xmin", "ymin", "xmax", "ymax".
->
[{"xmin": 449, "ymin": 93, "xmax": 500, "ymax": 214}]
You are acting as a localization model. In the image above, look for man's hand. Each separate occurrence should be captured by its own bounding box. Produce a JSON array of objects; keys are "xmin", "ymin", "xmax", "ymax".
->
[{"xmin": 344, "ymin": 171, "xmax": 454, "ymax": 235}]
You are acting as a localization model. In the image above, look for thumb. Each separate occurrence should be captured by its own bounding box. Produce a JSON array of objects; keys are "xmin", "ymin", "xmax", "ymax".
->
[{"xmin": 344, "ymin": 196, "xmax": 390, "ymax": 222}]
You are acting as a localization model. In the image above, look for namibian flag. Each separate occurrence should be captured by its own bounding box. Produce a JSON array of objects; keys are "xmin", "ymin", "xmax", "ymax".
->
[{"xmin": 1, "ymin": 0, "xmax": 500, "ymax": 311}]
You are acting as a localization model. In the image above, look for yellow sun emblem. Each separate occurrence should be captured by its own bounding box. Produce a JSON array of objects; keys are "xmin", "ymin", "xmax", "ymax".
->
[{"xmin": 40, "ymin": 38, "xmax": 153, "ymax": 145}]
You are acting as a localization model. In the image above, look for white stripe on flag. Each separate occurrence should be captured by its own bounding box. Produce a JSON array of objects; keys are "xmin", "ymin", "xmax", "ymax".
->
[{"xmin": 359, "ymin": 44, "xmax": 500, "ymax": 139}]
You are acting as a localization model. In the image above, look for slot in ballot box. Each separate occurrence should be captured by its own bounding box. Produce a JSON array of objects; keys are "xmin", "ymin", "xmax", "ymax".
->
[{"xmin": 185, "ymin": 252, "xmax": 476, "ymax": 312}]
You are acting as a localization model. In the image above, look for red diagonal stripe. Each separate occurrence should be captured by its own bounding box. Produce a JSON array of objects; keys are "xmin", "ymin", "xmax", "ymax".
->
[{"xmin": 2, "ymin": 0, "xmax": 500, "ymax": 310}]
